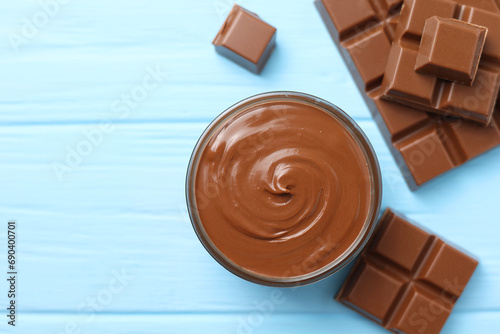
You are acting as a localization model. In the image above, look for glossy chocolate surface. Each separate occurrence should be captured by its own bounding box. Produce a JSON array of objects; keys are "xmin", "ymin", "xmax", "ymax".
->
[
  {"xmin": 212, "ymin": 5, "xmax": 276, "ymax": 74},
  {"xmin": 415, "ymin": 17, "xmax": 487, "ymax": 86},
  {"xmin": 315, "ymin": 0, "xmax": 500, "ymax": 189},
  {"xmin": 337, "ymin": 209, "xmax": 478, "ymax": 334},
  {"xmin": 187, "ymin": 93, "xmax": 381, "ymax": 285},
  {"xmin": 383, "ymin": 0, "xmax": 500, "ymax": 125}
]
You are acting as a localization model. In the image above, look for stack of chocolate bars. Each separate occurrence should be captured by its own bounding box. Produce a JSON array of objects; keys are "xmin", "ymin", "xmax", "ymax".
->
[{"xmin": 316, "ymin": 0, "xmax": 500, "ymax": 190}]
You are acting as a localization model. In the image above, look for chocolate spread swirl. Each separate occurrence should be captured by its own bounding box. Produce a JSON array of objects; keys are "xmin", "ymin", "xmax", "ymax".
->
[{"xmin": 193, "ymin": 97, "xmax": 375, "ymax": 279}]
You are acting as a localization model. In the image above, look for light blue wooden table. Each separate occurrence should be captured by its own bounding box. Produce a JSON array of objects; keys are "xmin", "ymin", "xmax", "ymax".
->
[{"xmin": 1, "ymin": 0, "xmax": 499, "ymax": 333}]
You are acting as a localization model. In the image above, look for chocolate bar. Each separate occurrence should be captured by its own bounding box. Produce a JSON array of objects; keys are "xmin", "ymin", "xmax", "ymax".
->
[
  {"xmin": 382, "ymin": 0, "xmax": 500, "ymax": 125},
  {"xmin": 336, "ymin": 208, "xmax": 478, "ymax": 334},
  {"xmin": 414, "ymin": 17, "xmax": 487, "ymax": 86},
  {"xmin": 315, "ymin": 0, "xmax": 500, "ymax": 190},
  {"xmin": 212, "ymin": 5, "xmax": 276, "ymax": 74}
]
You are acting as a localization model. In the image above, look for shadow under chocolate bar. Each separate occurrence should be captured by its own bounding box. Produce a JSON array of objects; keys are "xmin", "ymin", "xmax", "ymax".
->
[{"xmin": 315, "ymin": 0, "xmax": 500, "ymax": 190}]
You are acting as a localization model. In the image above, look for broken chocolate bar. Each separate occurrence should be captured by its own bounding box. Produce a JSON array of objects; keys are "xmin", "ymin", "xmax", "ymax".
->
[
  {"xmin": 337, "ymin": 208, "xmax": 478, "ymax": 334},
  {"xmin": 315, "ymin": 0, "xmax": 500, "ymax": 190}
]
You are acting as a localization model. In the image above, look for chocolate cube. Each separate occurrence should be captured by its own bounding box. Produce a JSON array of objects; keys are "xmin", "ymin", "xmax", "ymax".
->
[{"xmin": 212, "ymin": 5, "xmax": 276, "ymax": 74}]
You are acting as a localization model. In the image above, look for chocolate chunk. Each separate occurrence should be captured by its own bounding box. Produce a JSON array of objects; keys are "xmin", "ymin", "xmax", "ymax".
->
[
  {"xmin": 212, "ymin": 5, "xmax": 276, "ymax": 74},
  {"xmin": 382, "ymin": 0, "xmax": 500, "ymax": 125},
  {"xmin": 336, "ymin": 209, "xmax": 478, "ymax": 334},
  {"xmin": 315, "ymin": 0, "xmax": 500, "ymax": 189},
  {"xmin": 415, "ymin": 17, "xmax": 488, "ymax": 86}
]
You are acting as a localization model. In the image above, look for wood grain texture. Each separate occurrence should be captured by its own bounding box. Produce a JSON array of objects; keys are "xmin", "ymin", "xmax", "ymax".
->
[{"xmin": 0, "ymin": 0, "xmax": 499, "ymax": 333}]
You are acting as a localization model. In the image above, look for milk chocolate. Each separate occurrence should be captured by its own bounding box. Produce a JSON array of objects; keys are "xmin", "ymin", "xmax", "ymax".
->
[
  {"xmin": 212, "ymin": 5, "xmax": 276, "ymax": 74},
  {"xmin": 382, "ymin": 0, "xmax": 500, "ymax": 125},
  {"xmin": 415, "ymin": 17, "xmax": 488, "ymax": 85},
  {"xmin": 315, "ymin": 0, "xmax": 500, "ymax": 190},
  {"xmin": 187, "ymin": 93, "xmax": 382, "ymax": 286},
  {"xmin": 337, "ymin": 209, "xmax": 478, "ymax": 334}
]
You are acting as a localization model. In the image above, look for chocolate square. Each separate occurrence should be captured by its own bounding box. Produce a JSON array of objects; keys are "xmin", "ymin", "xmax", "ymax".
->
[
  {"xmin": 440, "ymin": 116, "xmax": 500, "ymax": 160},
  {"xmin": 395, "ymin": 126, "xmax": 455, "ymax": 186},
  {"xmin": 399, "ymin": 0, "xmax": 456, "ymax": 38},
  {"xmin": 212, "ymin": 5, "xmax": 276, "ymax": 74},
  {"xmin": 373, "ymin": 96, "xmax": 431, "ymax": 140},
  {"xmin": 319, "ymin": 0, "xmax": 378, "ymax": 39},
  {"xmin": 465, "ymin": 6, "xmax": 500, "ymax": 61},
  {"xmin": 440, "ymin": 69, "xmax": 500, "ymax": 120},
  {"xmin": 415, "ymin": 17, "xmax": 487, "ymax": 85},
  {"xmin": 390, "ymin": 284, "xmax": 453, "ymax": 334},
  {"xmin": 338, "ymin": 261, "xmax": 406, "ymax": 324},
  {"xmin": 415, "ymin": 241, "xmax": 480, "ymax": 296},
  {"xmin": 385, "ymin": 45, "xmax": 437, "ymax": 105},
  {"xmin": 346, "ymin": 27, "xmax": 392, "ymax": 89},
  {"xmin": 370, "ymin": 213, "xmax": 431, "ymax": 272}
]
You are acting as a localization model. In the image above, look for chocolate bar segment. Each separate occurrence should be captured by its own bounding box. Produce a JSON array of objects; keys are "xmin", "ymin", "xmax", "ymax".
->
[
  {"xmin": 340, "ymin": 261, "xmax": 406, "ymax": 324},
  {"xmin": 212, "ymin": 5, "xmax": 276, "ymax": 74},
  {"xmin": 382, "ymin": 0, "xmax": 500, "ymax": 125},
  {"xmin": 347, "ymin": 27, "xmax": 393, "ymax": 90},
  {"xmin": 395, "ymin": 125, "xmax": 456, "ymax": 189},
  {"xmin": 465, "ymin": 6, "xmax": 500, "ymax": 61},
  {"xmin": 319, "ymin": 0, "xmax": 379, "ymax": 39},
  {"xmin": 336, "ymin": 209, "xmax": 478, "ymax": 334},
  {"xmin": 415, "ymin": 17, "xmax": 487, "ymax": 85},
  {"xmin": 315, "ymin": 0, "xmax": 500, "ymax": 189},
  {"xmin": 390, "ymin": 284, "xmax": 453, "ymax": 333}
]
